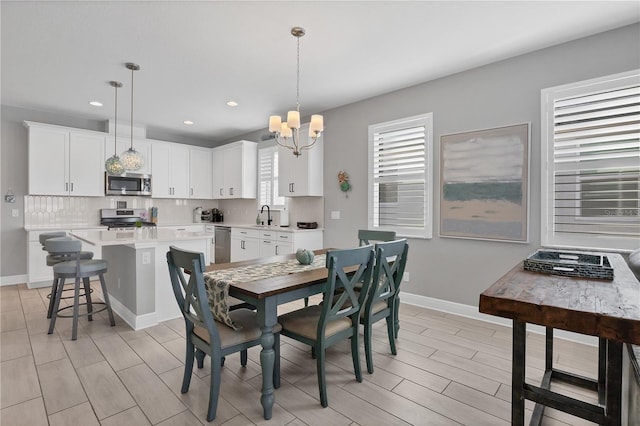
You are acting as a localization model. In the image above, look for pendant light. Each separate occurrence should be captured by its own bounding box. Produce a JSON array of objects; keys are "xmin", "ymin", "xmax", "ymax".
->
[
  {"xmin": 268, "ymin": 27, "xmax": 323, "ymax": 157},
  {"xmin": 120, "ymin": 62, "xmax": 144, "ymax": 171},
  {"xmin": 105, "ymin": 81, "xmax": 125, "ymax": 175}
]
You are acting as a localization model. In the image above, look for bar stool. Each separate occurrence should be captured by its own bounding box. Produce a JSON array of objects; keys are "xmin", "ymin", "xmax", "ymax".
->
[
  {"xmin": 39, "ymin": 232, "xmax": 94, "ymax": 319},
  {"xmin": 45, "ymin": 237, "xmax": 115, "ymax": 340}
]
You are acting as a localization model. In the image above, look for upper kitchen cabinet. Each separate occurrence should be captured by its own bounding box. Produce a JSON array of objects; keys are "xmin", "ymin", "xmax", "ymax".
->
[
  {"xmin": 151, "ymin": 141, "xmax": 190, "ymax": 198},
  {"xmin": 189, "ymin": 147, "xmax": 212, "ymax": 199},
  {"xmin": 278, "ymin": 124, "xmax": 323, "ymax": 196},
  {"xmin": 105, "ymin": 136, "xmax": 152, "ymax": 175},
  {"xmin": 212, "ymin": 140, "xmax": 257, "ymax": 199},
  {"xmin": 26, "ymin": 121, "xmax": 105, "ymax": 196}
]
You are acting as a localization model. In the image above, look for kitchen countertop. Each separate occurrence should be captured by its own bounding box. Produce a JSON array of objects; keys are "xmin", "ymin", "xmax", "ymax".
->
[
  {"xmin": 207, "ymin": 223, "xmax": 324, "ymax": 232},
  {"xmin": 24, "ymin": 224, "xmax": 108, "ymax": 232},
  {"xmin": 70, "ymin": 228, "xmax": 214, "ymax": 247}
]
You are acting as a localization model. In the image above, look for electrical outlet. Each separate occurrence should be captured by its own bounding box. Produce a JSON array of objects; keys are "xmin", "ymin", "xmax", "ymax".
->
[
  {"xmin": 331, "ymin": 211, "xmax": 341, "ymax": 220},
  {"xmin": 403, "ymin": 272, "xmax": 410, "ymax": 283},
  {"xmin": 11, "ymin": 209, "xmax": 19, "ymax": 217},
  {"xmin": 142, "ymin": 251, "xmax": 151, "ymax": 265}
]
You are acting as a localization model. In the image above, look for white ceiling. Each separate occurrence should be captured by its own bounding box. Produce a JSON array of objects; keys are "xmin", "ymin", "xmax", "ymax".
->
[{"xmin": 2, "ymin": 1, "xmax": 639, "ymax": 143}]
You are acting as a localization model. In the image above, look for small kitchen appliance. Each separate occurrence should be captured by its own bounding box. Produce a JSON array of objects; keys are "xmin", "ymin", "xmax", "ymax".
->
[
  {"xmin": 193, "ymin": 207, "xmax": 203, "ymax": 223},
  {"xmin": 105, "ymin": 172, "xmax": 151, "ymax": 196}
]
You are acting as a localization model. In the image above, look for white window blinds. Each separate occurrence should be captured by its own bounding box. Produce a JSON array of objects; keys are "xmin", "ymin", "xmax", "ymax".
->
[
  {"xmin": 541, "ymin": 70, "xmax": 640, "ymax": 250},
  {"xmin": 368, "ymin": 113, "xmax": 433, "ymax": 238},
  {"xmin": 259, "ymin": 146, "xmax": 285, "ymax": 208}
]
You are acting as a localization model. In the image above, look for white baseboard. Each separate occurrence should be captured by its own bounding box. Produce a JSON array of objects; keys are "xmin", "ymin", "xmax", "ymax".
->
[
  {"xmin": 107, "ymin": 296, "xmax": 157, "ymax": 331},
  {"xmin": 401, "ymin": 292, "xmax": 598, "ymax": 347},
  {"xmin": 0, "ymin": 274, "xmax": 28, "ymax": 286}
]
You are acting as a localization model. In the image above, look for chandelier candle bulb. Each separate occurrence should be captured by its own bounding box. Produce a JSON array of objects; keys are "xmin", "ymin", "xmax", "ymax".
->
[
  {"xmin": 269, "ymin": 116, "xmax": 282, "ymax": 132},
  {"xmin": 310, "ymin": 115, "xmax": 323, "ymax": 133},
  {"xmin": 281, "ymin": 123, "xmax": 293, "ymax": 138},
  {"xmin": 287, "ymin": 111, "xmax": 301, "ymax": 129}
]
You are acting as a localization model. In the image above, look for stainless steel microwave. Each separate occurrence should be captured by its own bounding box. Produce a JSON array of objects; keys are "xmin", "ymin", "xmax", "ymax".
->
[{"xmin": 105, "ymin": 173, "xmax": 152, "ymax": 196}]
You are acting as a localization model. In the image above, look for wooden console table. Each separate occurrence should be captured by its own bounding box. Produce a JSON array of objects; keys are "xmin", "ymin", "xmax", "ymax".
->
[{"xmin": 479, "ymin": 252, "xmax": 640, "ymax": 425}]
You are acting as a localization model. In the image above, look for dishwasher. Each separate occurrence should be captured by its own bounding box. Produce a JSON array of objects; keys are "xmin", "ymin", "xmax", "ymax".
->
[{"xmin": 214, "ymin": 226, "xmax": 231, "ymax": 264}]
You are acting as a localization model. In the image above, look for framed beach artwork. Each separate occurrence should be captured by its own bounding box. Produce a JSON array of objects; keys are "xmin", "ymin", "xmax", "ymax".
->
[{"xmin": 440, "ymin": 123, "xmax": 530, "ymax": 242}]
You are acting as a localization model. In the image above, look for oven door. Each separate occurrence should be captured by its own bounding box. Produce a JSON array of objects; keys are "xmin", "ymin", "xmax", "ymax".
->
[{"xmin": 105, "ymin": 173, "xmax": 151, "ymax": 196}]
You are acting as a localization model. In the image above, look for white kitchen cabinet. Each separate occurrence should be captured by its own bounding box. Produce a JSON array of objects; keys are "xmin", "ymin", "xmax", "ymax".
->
[
  {"xmin": 230, "ymin": 228, "xmax": 260, "ymax": 261},
  {"xmin": 212, "ymin": 140, "xmax": 257, "ymax": 199},
  {"xmin": 151, "ymin": 141, "xmax": 190, "ymax": 198},
  {"xmin": 278, "ymin": 124, "xmax": 324, "ymax": 197},
  {"xmin": 26, "ymin": 121, "xmax": 105, "ymax": 196},
  {"xmin": 189, "ymin": 147, "xmax": 212, "ymax": 199},
  {"xmin": 105, "ymin": 136, "xmax": 152, "ymax": 175},
  {"xmin": 259, "ymin": 229, "xmax": 294, "ymax": 257}
]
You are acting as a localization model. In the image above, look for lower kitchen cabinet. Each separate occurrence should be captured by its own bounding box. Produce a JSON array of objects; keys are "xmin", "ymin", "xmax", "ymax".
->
[
  {"xmin": 231, "ymin": 228, "xmax": 260, "ymax": 261},
  {"xmin": 231, "ymin": 227, "xmax": 322, "ymax": 262}
]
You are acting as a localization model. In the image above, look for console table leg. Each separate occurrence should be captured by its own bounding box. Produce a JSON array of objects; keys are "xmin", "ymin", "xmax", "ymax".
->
[
  {"xmin": 512, "ymin": 320, "xmax": 526, "ymax": 426},
  {"xmin": 598, "ymin": 337, "xmax": 606, "ymax": 405},
  {"xmin": 605, "ymin": 340, "xmax": 623, "ymax": 426}
]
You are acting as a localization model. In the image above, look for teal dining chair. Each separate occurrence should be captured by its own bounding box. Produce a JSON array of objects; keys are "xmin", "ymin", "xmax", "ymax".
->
[
  {"xmin": 358, "ymin": 229, "xmax": 396, "ymax": 246},
  {"xmin": 360, "ymin": 239, "xmax": 409, "ymax": 373},
  {"xmin": 166, "ymin": 246, "xmax": 280, "ymax": 422},
  {"xmin": 278, "ymin": 245, "xmax": 375, "ymax": 407}
]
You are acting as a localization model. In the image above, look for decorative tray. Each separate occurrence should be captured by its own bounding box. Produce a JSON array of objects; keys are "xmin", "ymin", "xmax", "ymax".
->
[{"xmin": 523, "ymin": 250, "xmax": 614, "ymax": 281}]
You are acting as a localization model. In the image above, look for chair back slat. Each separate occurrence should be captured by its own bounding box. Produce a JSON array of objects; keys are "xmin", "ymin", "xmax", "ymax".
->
[
  {"xmin": 167, "ymin": 246, "xmax": 221, "ymax": 348},
  {"xmin": 319, "ymin": 245, "xmax": 375, "ymax": 334},
  {"xmin": 358, "ymin": 229, "xmax": 396, "ymax": 246},
  {"xmin": 365, "ymin": 239, "xmax": 409, "ymax": 317}
]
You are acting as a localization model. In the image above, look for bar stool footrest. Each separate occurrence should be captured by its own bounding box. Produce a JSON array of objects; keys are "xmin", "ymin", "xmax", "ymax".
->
[
  {"xmin": 47, "ymin": 287, "xmax": 93, "ymax": 300},
  {"xmin": 55, "ymin": 302, "xmax": 110, "ymax": 318}
]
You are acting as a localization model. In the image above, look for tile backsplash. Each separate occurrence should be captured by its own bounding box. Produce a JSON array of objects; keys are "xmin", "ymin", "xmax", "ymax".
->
[
  {"xmin": 23, "ymin": 195, "xmax": 324, "ymax": 228},
  {"xmin": 23, "ymin": 195, "xmax": 214, "ymax": 227}
]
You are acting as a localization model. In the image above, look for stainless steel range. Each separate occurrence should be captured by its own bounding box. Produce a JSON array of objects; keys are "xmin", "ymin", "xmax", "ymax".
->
[{"xmin": 100, "ymin": 208, "xmax": 156, "ymax": 230}]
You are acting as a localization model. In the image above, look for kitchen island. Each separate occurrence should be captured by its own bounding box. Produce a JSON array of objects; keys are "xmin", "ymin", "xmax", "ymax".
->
[{"xmin": 71, "ymin": 228, "xmax": 213, "ymax": 330}]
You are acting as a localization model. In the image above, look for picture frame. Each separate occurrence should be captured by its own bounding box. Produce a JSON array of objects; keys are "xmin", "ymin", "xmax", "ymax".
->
[{"xmin": 440, "ymin": 123, "xmax": 530, "ymax": 243}]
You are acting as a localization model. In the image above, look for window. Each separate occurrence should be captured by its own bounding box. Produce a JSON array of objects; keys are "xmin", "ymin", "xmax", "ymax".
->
[
  {"xmin": 541, "ymin": 70, "xmax": 640, "ymax": 251},
  {"xmin": 368, "ymin": 113, "xmax": 433, "ymax": 239},
  {"xmin": 258, "ymin": 145, "xmax": 285, "ymax": 208}
]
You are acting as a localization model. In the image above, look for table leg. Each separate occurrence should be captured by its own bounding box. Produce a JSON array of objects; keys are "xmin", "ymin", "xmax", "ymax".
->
[
  {"xmin": 512, "ymin": 320, "xmax": 526, "ymax": 426},
  {"xmin": 258, "ymin": 297, "xmax": 278, "ymax": 420},
  {"xmin": 605, "ymin": 339, "xmax": 623, "ymax": 426}
]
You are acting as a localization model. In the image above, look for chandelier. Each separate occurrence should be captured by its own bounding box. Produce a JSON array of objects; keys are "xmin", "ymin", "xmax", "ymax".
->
[
  {"xmin": 120, "ymin": 62, "xmax": 144, "ymax": 171},
  {"xmin": 105, "ymin": 80, "xmax": 125, "ymax": 175},
  {"xmin": 268, "ymin": 27, "xmax": 323, "ymax": 157}
]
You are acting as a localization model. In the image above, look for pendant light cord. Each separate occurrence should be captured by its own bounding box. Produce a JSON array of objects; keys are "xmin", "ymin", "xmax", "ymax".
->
[
  {"xmin": 114, "ymin": 84, "xmax": 118, "ymax": 156},
  {"xmin": 296, "ymin": 33, "xmax": 300, "ymax": 113},
  {"xmin": 130, "ymin": 66, "xmax": 134, "ymax": 150}
]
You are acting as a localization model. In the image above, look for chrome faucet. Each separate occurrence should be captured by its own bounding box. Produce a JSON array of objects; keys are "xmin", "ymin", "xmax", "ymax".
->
[{"xmin": 260, "ymin": 205, "xmax": 272, "ymax": 226}]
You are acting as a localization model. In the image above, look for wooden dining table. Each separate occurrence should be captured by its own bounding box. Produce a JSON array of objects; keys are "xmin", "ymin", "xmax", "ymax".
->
[
  {"xmin": 479, "ymin": 251, "xmax": 640, "ymax": 426},
  {"xmin": 204, "ymin": 249, "xmax": 333, "ymax": 420}
]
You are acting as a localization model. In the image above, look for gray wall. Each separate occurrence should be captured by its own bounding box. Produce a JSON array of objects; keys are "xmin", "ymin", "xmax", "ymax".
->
[{"xmin": 318, "ymin": 24, "xmax": 639, "ymax": 306}]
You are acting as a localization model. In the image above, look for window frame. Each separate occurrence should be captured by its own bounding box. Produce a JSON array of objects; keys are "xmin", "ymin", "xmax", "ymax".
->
[
  {"xmin": 368, "ymin": 113, "xmax": 433, "ymax": 239},
  {"xmin": 541, "ymin": 69, "xmax": 640, "ymax": 251},
  {"xmin": 258, "ymin": 144, "xmax": 285, "ymax": 209}
]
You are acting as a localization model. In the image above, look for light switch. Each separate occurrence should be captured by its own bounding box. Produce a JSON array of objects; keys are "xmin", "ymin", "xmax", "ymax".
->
[
  {"xmin": 142, "ymin": 251, "xmax": 151, "ymax": 265},
  {"xmin": 331, "ymin": 211, "xmax": 341, "ymax": 220},
  {"xmin": 11, "ymin": 209, "xmax": 19, "ymax": 217}
]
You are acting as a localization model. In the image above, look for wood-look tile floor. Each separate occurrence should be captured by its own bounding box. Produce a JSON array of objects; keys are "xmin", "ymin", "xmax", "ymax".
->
[{"xmin": 0, "ymin": 282, "xmax": 600, "ymax": 425}]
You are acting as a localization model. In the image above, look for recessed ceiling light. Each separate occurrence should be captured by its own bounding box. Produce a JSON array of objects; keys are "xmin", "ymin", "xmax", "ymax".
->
[
  {"xmin": 183, "ymin": 120, "xmax": 194, "ymax": 125},
  {"xmin": 226, "ymin": 101, "xmax": 238, "ymax": 107},
  {"xmin": 89, "ymin": 101, "xmax": 103, "ymax": 107}
]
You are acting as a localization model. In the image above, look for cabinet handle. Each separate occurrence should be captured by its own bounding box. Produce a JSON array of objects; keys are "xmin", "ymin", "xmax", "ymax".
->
[
  {"xmin": 229, "ymin": 187, "xmax": 234, "ymax": 196},
  {"xmin": 71, "ymin": 182, "xmax": 74, "ymax": 192},
  {"xmin": 276, "ymin": 245, "xmax": 279, "ymax": 255},
  {"xmin": 190, "ymin": 188, "xmax": 193, "ymax": 196},
  {"xmin": 219, "ymin": 188, "xmax": 223, "ymax": 196},
  {"xmin": 65, "ymin": 182, "xmax": 69, "ymax": 192}
]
